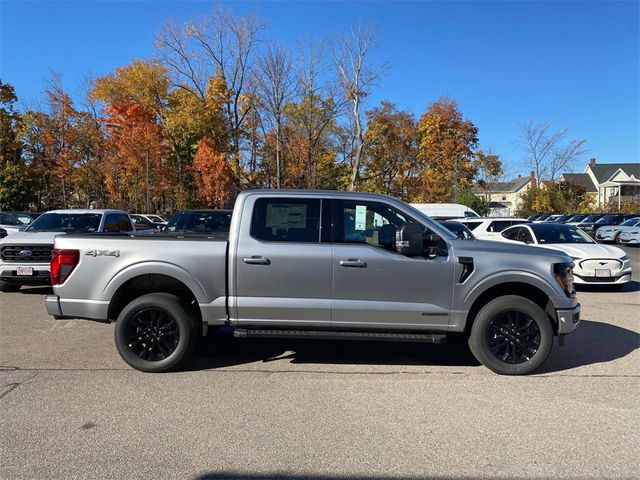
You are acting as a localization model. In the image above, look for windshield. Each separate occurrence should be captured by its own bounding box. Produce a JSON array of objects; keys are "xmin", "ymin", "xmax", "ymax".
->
[
  {"xmin": 26, "ymin": 213, "xmax": 102, "ymax": 232},
  {"xmin": 595, "ymin": 215, "xmax": 616, "ymax": 224},
  {"xmin": 620, "ymin": 218, "xmax": 640, "ymax": 226},
  {"xmin": 146, "ymin": 215, "xmax": 166, "ymax": 223},
  {"xmin": 581, "ymin": 214, "xmax": 600, "ymax": 222},
  {"xmin": 131, "ymin": 215, "xmax": 152, "ymax": 226},
  {"xmin": 440, "ymin": 221, "xmax": 474, "ymax": 240},
  {"xmin": 0, "ymin": 213, "xmax": 23, "ymax": 226},
  {"xmin": 166, "ymin": 211, "xmax": 232, "ymax": 234},
  {"xmin": 532, "ymin": 225, "xmax": 594, "ymax": 244},
  {"xmin": 566, "ymin": 215, "xmax": 586, "ymax": 222}
]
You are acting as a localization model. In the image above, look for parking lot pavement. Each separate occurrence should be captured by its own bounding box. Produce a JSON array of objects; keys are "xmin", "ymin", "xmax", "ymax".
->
[{"xmin": 1, "ymin": 247, "xmax": 638, "ymax": 480}]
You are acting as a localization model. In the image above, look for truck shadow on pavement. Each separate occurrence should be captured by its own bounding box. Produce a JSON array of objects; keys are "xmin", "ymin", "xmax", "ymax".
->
[
  {"xmin": 195, "ymin": 473, "xmax": 589, "ymax": 480},
  {"xmin": 184, "ymin": 319, "xmax": 638, "ymax": 374}
]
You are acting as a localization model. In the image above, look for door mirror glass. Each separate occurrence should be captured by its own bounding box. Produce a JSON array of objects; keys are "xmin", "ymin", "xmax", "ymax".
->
[{"xmin": 396, "ymin": 223, "xmax": 424, "ymax": 256}]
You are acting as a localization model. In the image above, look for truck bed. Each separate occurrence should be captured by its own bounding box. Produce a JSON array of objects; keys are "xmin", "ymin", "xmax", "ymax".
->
[{"xmin": 50, "ymin": 234, "xmax": 229, "ymax": 324}]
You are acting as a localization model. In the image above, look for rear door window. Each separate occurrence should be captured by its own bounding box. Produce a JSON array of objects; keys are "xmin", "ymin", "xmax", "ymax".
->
[
  {"xmin": 103, "ymin": 214, "xmax": 119, "ymax": 233},
  {"xmin": 251, "ymin": 198, "xmax": 321, "ymax": 243},
  {"xmin": 116, "ymin": 214, "xmax": 133, "ymax": 232}
]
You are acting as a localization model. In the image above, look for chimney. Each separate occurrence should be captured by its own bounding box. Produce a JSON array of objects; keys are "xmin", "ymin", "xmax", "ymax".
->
[
  {"xmin": 589, "ymin": 158, "xmax": 596, "ymax": 167},
  {"xmin": 530, "ymin": 170, "xmax": 537, "ymax": 189}
]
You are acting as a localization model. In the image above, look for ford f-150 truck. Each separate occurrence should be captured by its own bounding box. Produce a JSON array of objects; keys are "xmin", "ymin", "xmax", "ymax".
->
[
  {"xmin": 0, "ymin": 209, "xmax": 134, "ymax": 291},
  {"xmin": 44, "ymin": 190, "xmax": 580, "ymax": 375}
]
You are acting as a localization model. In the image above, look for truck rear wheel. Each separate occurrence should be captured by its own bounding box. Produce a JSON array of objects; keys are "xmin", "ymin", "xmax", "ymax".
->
[
  {"xmin": 114, "ymin": 293, "xmax": 198, "ymax": 373},
  {"xmin": 468, "ymin": 295, "xmax": 553, "ymax": 375}
]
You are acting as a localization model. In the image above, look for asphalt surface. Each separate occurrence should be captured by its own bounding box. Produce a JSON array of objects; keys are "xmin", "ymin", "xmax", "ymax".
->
[{"xmin": 1, "ymin": 246, "xmax": 639, "ymax": 480}]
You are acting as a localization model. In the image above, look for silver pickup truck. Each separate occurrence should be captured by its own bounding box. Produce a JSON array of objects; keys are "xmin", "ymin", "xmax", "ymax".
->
[{"xmin": 45, "ymin": 190, "xmax": 580, "ymax": 375}]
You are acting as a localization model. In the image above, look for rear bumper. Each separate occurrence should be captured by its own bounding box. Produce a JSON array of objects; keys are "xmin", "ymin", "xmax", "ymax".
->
[
  {"xmin": 45, "ymin": 295, "xmax": 62, "ymax": 317},
  {"xmin": 556, "ymin": 303, "xmax": 581, "ymax": 334},
  {"xmin": 44, "ymin": 294, "xmax": 110, "ymax": 321}
]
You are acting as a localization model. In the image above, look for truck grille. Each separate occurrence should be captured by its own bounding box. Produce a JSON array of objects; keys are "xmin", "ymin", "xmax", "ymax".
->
[{"xmin": 0, "ymin": 245, "xmax": 53, "ymax": 262}]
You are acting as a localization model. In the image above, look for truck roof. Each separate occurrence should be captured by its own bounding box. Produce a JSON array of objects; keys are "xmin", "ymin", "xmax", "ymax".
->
[{"xmin": 240, "ymin": 189, "xmax": 399, "ymax": 202}]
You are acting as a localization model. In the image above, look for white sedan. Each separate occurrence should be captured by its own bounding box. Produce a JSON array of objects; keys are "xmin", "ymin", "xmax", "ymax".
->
[
  {"xmin": 595, "ymin": 217, "xmax": 640, "ymax": 243},
  {"xmin": 498, "ymin": 223, "xmax": 632, "ymax": 287}
]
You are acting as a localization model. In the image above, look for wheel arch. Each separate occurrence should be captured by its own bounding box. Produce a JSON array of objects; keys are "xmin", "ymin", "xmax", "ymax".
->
[
  {"xmin": 107, "ymin": 273, "xmax": 202, "ymax": 326},
  {"xmin": 464, "ymin": 282, "xmax": 557, "ymax": 335}
]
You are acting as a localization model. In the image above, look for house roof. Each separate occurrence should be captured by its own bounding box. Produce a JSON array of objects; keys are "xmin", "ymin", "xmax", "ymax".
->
[
  {"xmin": 560, "ymin": 173, "xmax": 597, "ymax": 193},
  {"xmin": 474, "ymin": 176, "xmax": 531, "ymax": 193},
  {"xmin": 587, "ymin": 163, "xmax": 640, "ymax": 184}
]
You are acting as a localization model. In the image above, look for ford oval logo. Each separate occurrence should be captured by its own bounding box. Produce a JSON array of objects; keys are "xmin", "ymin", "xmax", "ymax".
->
[{"xmin": 19, "ymin": 250, "xmax": 33, "ymax": 257}]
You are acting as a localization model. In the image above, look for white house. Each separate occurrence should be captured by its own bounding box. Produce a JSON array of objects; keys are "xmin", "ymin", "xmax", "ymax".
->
[
  {"xmin": 560, "ymin": 159, "xmax": 640, "ymax": 208},
  {"xmin": 473, "ymin": 171, "xmax": 537, "ymax": 216}
]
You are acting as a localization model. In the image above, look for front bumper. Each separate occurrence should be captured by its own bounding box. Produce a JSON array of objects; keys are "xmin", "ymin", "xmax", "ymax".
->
[
  {"xmin": 556, "ymin": 303, "xmax": 581, "ymax": 334},
  {"xmin": 595, "ymin": 232, "xmax": 616, "ymax": 242},
  {"xmin": 0, "ymin": 262, "xmax": 51, "ymax": 286}
]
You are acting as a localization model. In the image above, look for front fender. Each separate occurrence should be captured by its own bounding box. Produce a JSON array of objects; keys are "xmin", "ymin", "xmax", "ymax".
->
[{"xmin": 463, "ymin": 269, "xmax": 563, "ymax": 310}]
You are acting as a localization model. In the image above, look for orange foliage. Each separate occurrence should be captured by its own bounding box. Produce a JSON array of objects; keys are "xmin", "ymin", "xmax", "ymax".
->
[
  {"xmin": 102, "ymin": 101, "xmax": 172, "ymax": 210},
  {"xmin": 192, "ymin": 137, "xmax": 237, "ymax": 208}
]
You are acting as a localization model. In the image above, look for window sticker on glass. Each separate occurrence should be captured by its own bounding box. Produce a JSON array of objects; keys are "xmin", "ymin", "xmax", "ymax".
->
[
  {"xmin": 266, "ymin": 204, "xmax": 307, "ymax": 229},
  {"xmin": 355, "ymin": 205, "xmax": 367, "ymax": 231},
  {"xmin": 373, "ymin": 212, "xmax": 386, "ymax": 227}
]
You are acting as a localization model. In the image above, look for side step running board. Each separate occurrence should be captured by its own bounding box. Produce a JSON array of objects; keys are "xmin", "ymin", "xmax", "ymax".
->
[{"xmin": 233, "ymin": 328, "xmax": 448, "ymax": 344}]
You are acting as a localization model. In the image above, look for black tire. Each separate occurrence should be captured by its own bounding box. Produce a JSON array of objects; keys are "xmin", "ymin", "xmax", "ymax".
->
[
  {"xmin": 615, "ymin": 234, "xmax": 622, "ymax": 245},
  {"xmin": 114, "ymin": 293, "xmax": 199, "ymax": 373},
  {"xmin": 468, "ymin": 295, "xmax": 553, "ymax": 375},
  {"xmin": 0, "ymin": 281, "xmax": 21, "ymax": 293}
]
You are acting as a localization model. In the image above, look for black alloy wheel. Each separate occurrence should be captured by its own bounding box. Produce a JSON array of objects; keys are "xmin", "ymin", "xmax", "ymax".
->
[
  {"xmin": 114, "ymin": 293, "xmax": 199, "ymax": 372},
  {"xmin": 487, "ymin": 311, "xmax": 541, "ymax": 364},
  {"xmin": 124, "ymin": 308, "xmax": 180, "ymax": 362}
]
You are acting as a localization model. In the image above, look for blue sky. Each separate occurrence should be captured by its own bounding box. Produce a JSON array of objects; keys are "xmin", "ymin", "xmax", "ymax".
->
[{"xmin": 1, "ymin": 0, "xmax": 638, "ymax": 176}]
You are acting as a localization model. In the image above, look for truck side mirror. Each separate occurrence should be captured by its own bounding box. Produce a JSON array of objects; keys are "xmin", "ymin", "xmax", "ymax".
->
[
  {"xmin": 425, "ymin": 233, "xmax": 447, "ymax": 257},
  {"xmin": 396, "ymin": 223, "xmax": 425, "ymax": 256}
]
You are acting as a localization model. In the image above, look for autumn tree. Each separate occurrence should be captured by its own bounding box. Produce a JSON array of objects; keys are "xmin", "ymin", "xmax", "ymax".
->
[
  {"xmin": 192, "ymin": 137, "xmax": 237, "ymax": 207},
  {"xmin": 332, "ymin": 24, "xmax": 385, "ymax": 191},
  {"xmin": 417, "ymin": 97, "xmax": 479, "ymax": 202},
  {"xmin": 102, "ymin": 101, "xmax": 171, "ymax": 211},
  {"xmin": 156, "ymin": 5, "xmax": 265, "ymax": 170},
  {"xmin": 0, "ymin": 80, "xmax": 22, "ymax": 168},
  {"xmin": 254, "ymin": 44, "xmax": 296, "ymax": 188},
  {"xmin": 474, "ymin": 148, "xmax": 504, "ymax": 201},
  {"xmin": 362, "ymin": 101, "xmax": 419, "ymax": 200},
  {"xmin": 518, "ymin": 120, "xmax": 588, "ymax": 181}
]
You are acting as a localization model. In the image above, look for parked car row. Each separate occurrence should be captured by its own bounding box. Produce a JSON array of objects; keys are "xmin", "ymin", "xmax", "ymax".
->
[
  {"xmin": 527, "ymin": 212, "xmax": 640, "ymax": 243},
  {"xmin": 437, "ymin": 215, "xmax": 633, "ymax": 289}
]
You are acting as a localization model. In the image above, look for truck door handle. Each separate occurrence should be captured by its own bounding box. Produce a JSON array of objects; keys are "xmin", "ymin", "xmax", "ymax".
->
[
  {"xmin": 243, "ymin": 256, "xmax": 271, "ymax": 265},
  {"xmin": 339, "ymin": 259, "xmax": 367, "ymax": 268}
]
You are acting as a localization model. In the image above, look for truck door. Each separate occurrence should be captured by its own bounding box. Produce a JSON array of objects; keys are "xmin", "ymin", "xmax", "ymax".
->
[
  {"xmin": 330, "ymin": 199, "xmax": 455, "ymax": 329},
  {"xmin": 233, "ymin": 195, "xmax": 332, "ymax": 327}
]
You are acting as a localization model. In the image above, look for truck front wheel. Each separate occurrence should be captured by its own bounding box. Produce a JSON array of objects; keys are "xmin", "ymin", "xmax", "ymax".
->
[
  {"xmin": 114, "ymin": 293, "xmax": 199, "ymax": 373},
  {"xmin": 469, "ymin": 295, "xmax": 553, "ymax": 375}
]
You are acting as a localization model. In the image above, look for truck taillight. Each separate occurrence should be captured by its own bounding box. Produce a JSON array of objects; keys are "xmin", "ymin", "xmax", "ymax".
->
[{"xmin": 51, "ymin": 249, "xmax": 80, "ymax": 285}]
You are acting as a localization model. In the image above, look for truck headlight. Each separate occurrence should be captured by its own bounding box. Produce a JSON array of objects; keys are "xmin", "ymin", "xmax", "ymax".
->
[
  {"xmin": 554, "ymin": 262, "xmax": 575, "ymax": 298},
  {"xmin": 620, "ymin": 254, "xmax": 629, "ymax": 262}
]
